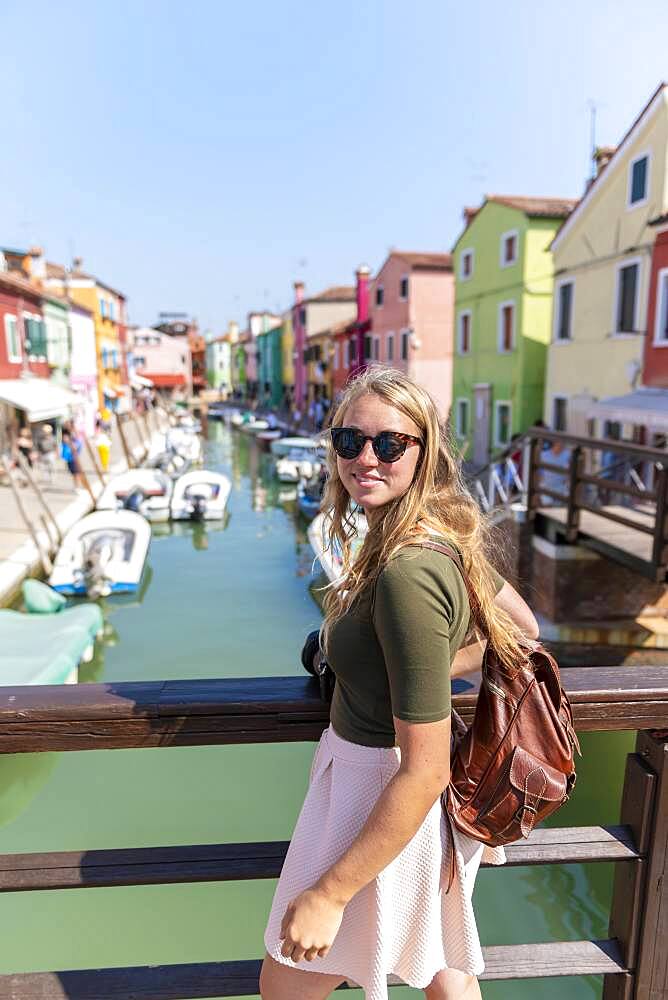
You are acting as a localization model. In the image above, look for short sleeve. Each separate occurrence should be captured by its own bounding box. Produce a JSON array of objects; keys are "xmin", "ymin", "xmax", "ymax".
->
[
  {"xmin": 372, "ymin": 553, "xmax": 456, "ymax": 724},
  {"xmin": 489, "ymin": 565, "xmax": 505, "ymax": 595}
]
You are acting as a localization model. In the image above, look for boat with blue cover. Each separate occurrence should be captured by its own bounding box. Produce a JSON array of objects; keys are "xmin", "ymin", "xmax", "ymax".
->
[{"xmin": 0, "ymin": 580, "xmax": 103, "ymax": 686}]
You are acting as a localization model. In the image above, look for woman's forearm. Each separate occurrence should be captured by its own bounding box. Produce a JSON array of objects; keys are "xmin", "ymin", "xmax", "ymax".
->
[{"xmin": 314, "ymin": 768, "xmax": 442, "ymax": 907}]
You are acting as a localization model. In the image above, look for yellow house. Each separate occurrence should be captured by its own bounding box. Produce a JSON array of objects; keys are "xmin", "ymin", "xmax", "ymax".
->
[
  {"xmin": 281, "ymin": 308, "xmax": 294, "ymax": 400},
  {"xmin": 545, "ymin": 83, "xmax": 668, "ymax": 436},
  {"xmin": 44, "ymin": 257, "xmax": 128, "ymax": 411}
]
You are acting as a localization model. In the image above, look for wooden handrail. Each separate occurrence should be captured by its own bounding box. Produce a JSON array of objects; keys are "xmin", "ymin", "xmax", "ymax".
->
[
  {"xmin": 527, "ymin": 426, "xmax": 668, "ymax": 462},
  {"xmin": 1, "ymin": 668, "xmax": 668, "ymax": 754}
]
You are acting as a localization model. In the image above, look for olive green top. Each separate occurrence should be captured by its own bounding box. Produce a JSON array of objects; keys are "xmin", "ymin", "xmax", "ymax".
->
[{"xmin": 327, "ymin": 544, "xmax": 504, "ymax": 748}]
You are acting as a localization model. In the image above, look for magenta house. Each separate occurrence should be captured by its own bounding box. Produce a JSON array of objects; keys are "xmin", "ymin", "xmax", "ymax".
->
[{"xmin": 368, "ymin": 251, "xmax": 454, "ymax": 417}]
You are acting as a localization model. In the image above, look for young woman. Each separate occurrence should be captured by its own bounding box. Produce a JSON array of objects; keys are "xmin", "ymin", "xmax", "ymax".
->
[{"xmin": 262, "ymin": 368, "xmax": 539, "ymax": 1000}]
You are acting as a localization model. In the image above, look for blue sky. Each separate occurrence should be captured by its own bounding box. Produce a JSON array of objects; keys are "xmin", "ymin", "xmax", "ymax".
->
[{"xmin": 2, "ymin": 0, "xmax": 667, "ymax": 332}]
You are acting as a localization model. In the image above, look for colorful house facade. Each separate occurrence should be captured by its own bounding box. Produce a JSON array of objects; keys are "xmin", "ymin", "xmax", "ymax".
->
[
  {"xmin": 280, "ymin": 310, "xmax": 294, "ymax": 408},
  {"xmin": 43, "ymin": 255, "xmax": 129, "ymax": 411},
  {"xmin": 452, "ymin": 195, "xmax": 576, "ymax": 465},
  {"xmin": 68, "ymin": 301, "xmax": 98, "ymax": 436},
  {"xmin": 257, "ymin": 322, "xmax": 283, "ymax": 407},
  {"xmin": 132, "ymin": 327, "xmax": 192, "ymax": 395},
  {"xmin": 369, "ymin": 252, "xmax": 454, "ymax": 417},
  {"xmin": 292, "ymin": 283, "xmax": 356, "ymax": 411},
  {"xmin": 643, "ymin": 214, "xmax": 668, "ymax": 388},
  {"xmin": 546, "ymin": 83, "xmax": 668, "ymax": 439}
]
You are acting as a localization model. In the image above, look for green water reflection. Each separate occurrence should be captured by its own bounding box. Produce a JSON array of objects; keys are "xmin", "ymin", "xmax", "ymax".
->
[{"xmin": 0, "ymin": 423, "xmax": 638, "ymax": 998}]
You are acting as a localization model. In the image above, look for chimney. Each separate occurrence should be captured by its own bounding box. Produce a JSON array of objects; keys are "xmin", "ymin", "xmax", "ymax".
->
[
  {"xmin": 28, "ymin": 246, "xmax": 46, "ymax": 280},
  {"xmin": 463, "ymin": 206, "xmax": 479, "ymax": 227},
  {"xmin": 293, "ymin": 280, "xmax": 304, "ymax": 304},
  {"xmin": 72, "ymin": 256, "xmax": 84, "ymax": 271},
  {"xmin": 593, "ymin": 146, "xmax": 616, "ymax": 178},
  {"xmin": 356, "ymin": 265, "xmax": 371, "ymax": 324},
  {"xmin": 229, "ymin": 320, "xmax": 239, "ymax": 342}
]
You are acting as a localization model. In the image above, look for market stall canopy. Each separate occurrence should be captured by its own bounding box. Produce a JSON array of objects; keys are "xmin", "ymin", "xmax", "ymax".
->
[
  {"xmin": 588, "ymin": 387, "xmax": 668, "ymax": 432},
  {"xmin": 130, "ymin": 373, "xmax": 154, "ymax": 389},
  {"xmin": 0, "ymin": 378, "xmax": 82, "ymax": 422}
]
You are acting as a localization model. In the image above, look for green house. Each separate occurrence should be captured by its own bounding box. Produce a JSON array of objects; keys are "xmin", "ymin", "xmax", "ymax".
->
[
  {"xmin": 257, "ymin": 324, "xmax": 283, "ymax": 408},
  {"xmin": 451, "ymin": 195, "xmax": 576, "ymax": 467}
]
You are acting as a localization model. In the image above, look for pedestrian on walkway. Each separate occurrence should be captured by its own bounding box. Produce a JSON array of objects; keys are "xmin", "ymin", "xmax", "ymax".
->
[
  {"xmin": 60, "ymin": 429, "xmax": 84, "ymax": 490},
  {"xmin": 261, "ymin": 367, "xmax": 539, "ymax": 1000},
  {"xmin": 36, "ymin": 424, "xmax": 57, "ymax": 483}
]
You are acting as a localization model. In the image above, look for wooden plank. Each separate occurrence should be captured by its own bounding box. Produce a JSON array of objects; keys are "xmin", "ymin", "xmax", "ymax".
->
[
  {"xmin": 527, "ymin": 427, "xmax": 668, "ymax": 462},
  {"xmin": 0, "ymin": 669, "xmax": 666, "ymax": 754},
  {"xmin": 578, "ymin": 502, "xmax": 655, "ymax": 536},
  {"xmin": 634, "ymin": 731, "xmax": 668, "ymax": 1000},
  {"xmin": 0, "ymin": 940, "xmax": 627, "ymax": 998},
  {"xmin": 0, "ymin": 825, "xmax": 639, "ymax": 893},
  {"xmin": 578, "ymin": 472, "xmax": 656, "ymax": 501}
]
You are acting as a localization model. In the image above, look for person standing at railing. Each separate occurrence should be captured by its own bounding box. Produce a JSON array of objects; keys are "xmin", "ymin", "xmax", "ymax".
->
[{"xmin": 261, "ymin": 367, "xmax": 539, "ymax": 1000}]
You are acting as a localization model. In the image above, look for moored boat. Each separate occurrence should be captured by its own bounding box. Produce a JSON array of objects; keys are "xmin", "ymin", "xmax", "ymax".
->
[
  {"xmin": 49, "ymin": 510, "xmax": 151, "ymax": 598},
  {"xmin": 307, "ymin": 509, "xmax": 367, "ymax": 583},
  {"xmin": 170, "ymin": 470, "xmax": 232, "ymax": 521},
  {"xmin": 297, "ymin": 477, "xmax": 324, "ymax": 521},
  {"xmin": 270, "ymin": 436, "xmax": 321, "ymax": 458},
  {"xmin": 0, "ymin": 580, "xmax": 104, "ymax": 685},
  {"xmin": 96, "ymin": 469, "xmax": 172, "ymax": 522},
  {"xmin": 276, "ymin": 449, "xmax": 322, "ymax": 483}
]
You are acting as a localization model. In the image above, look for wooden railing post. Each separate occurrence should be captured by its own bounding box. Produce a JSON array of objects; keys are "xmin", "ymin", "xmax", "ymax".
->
[
  {"xmin": 602, "ymin": 751, "xmax": 657, "ymax": 1000},
  {"xmin": 632, "ymin": 730, "xmax": 668, "ymax": 1000},
  {"xmin": 115, "ymin": 412, "xmax": 134, "ymax": 469},
  {"xmin": 565, "ymin": 444, "xmax": 583, "ymax": 543},
  {"xmin": 651, "ymin": 462, "xmax": 668, "ymax": 578},
  {"xmin": 524, "ymin": 435, "xmax": 541, "ymax": 516}
]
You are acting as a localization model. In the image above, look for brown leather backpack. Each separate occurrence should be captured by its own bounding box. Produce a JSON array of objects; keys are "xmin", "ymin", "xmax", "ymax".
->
[{"xmin": 420, "ymin": 541, "xmax": 581, "ymax": 888}]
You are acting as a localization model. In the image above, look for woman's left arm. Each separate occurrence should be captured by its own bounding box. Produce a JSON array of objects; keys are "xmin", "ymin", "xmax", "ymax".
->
[{"xmin": 279, "ymin": 716, "xmax": 451, "ymax": 963}]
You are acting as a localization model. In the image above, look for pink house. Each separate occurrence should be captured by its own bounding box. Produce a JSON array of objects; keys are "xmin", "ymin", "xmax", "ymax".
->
[{"xmin": 369, "ymin": 252, "xmax": 454, "ymax": 417}]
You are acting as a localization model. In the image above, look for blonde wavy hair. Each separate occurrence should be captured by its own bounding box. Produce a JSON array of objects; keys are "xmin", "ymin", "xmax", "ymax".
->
[{"xmin": 320, "ymin": 366, "xmax": 528, "ymax": 670}]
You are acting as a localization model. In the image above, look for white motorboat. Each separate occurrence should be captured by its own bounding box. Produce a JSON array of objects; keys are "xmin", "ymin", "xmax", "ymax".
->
[
  {"xmin": 49, "ymin": 510, "xmax": 151, "ymax": 598},
  {"xmin": 270, "ymin": 436, "xmax": 321, "ymax": 458},
  {"xmin": 276, "ymin": 449, "xmax": 322, "ymax": 483},
  {"xmin": 96, "ymin": 469, "xmax": 172, "ymax": 522},
  {"xmin": 170, "ymin": 470, "xmax": 232, "ymax": 521},
  {"xmin": 240, "ymin": 418, "xmax": 269, "ymax": 435},
  {"xmin": 308, "ymin": 509, "xmax": 367, "ymax": 584},
  {"xmin": 166, "ymin": 427, "xmax": 203, "ymax": 465}
]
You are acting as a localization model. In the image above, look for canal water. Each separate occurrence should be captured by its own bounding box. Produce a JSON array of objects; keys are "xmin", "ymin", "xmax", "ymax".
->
[{"xmin": 0, "ymin": 422, "xmax": 634, "ymax": 999}]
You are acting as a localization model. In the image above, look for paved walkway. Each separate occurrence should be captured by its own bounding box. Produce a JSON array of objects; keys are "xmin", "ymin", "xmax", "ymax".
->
[
  {"xmin": 0, "ymin": 411, "xmax": 168, "ymax": 606},
  {"xmin": 538, "ymin": 503, "xmax": 655, "ymax": 565}
]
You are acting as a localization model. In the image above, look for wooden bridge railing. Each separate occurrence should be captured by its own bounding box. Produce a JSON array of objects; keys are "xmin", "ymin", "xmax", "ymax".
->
[
  {"xmin": 1, "ymin": 668, "xmax": 667, "ymax": 998},
  {"xmin": 524, "ymin": 428, "xmax": 668, "ymax": 580}
]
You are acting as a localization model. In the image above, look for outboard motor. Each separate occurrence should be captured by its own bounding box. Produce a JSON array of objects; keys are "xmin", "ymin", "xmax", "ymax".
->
[
  {"xmin": 82, "ymin": 539, "xmax": 114, "ymax": 598},
  {"xmin": 188, "ymin": 489, "xmax": 209, "ymax": 521},
  {"xmin": 123, "ymin": 488, "xmax": 146, "ymax": 512}
]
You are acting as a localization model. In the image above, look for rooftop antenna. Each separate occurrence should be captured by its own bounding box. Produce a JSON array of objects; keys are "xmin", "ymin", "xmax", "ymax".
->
[{"xmin": 587, "ymin": 98, "xmax": 598, "ymax": 181}]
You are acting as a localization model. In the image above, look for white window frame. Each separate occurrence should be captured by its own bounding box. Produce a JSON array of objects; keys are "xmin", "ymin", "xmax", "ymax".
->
[
  {"xmin": 460, "ymin": 248, "xmax": 474, "ymax": 281},
  {"xmin": 499, "ymin": 229, "xmax": 519, "ymax": 268},
  {"xmin": 653, "ymin": 266, "xmax": 668, "ymax": 346},
  {"xmin": 4, "ymin": 314, "xmax": 21, "ymax": 363},
  {"xmin": 455, "ymin": 397, "xmax": 470, "ymax": 439},
  {"xmin": 553, "ymin": 278, "xmax": 575, "ymax": 343},
  {"xmin": 386, "ymin": 332, "xmax": 395, "ymax": 362},
  {"xmin": 493, "ymin": 400, "xmax": 512, "ymax": 449},
  {"xmin": 372, "ymin": 335, "xmax": 380, "ymax": 361},
  {"xmin": 627, "ymin": 150, "xmax": 651, "ymax": 210},
  {"xmin": 497, "ymin": 299, "xmax": 516, "ymax": 353},
  {"xmin": 551, "ymin": 394, "xmax": 569, "ymax": 433},
  {"xmin": 399, "ymin": 274, "xmax": 409, "ymax": 301},
  {"xmin": 612, "ymin": 256, "xmax": 642, "ymax": 336},
  {"xmin": 400, "ymin": 329, "xmax": 410, "ymax": 361},
  {"xmin": 457, "ymin": 309, "xmax": 472, "ymax": 355}
]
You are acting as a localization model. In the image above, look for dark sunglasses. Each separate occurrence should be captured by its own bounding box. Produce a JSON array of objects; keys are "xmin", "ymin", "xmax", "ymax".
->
[{"xmin": 330, "ymin": 426, "xmax": 423, "ymax": 463}]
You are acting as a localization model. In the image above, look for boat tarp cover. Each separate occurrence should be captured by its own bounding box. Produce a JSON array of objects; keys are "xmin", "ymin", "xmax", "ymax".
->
[{"xmin": 0, "ymin": 604, "xmax": 103, "ymax": 685}]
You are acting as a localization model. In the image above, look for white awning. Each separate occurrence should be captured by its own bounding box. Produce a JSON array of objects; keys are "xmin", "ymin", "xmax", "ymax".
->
[
  {"xmin": 0, "ymin": 378, "xmax": 82, "ymax": 423},
  {"xmin": 130, "ymin": 373, "xmax": 154, "ymax": 389},
  {"xmin": 588, "ymin": 388, "xmax": 668, "ymax": 432}
]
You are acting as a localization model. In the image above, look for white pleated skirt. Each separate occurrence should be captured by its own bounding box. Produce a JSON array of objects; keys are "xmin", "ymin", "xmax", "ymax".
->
[{"xmin": 264, "ymin": 725, "xmax": 506, "ymax": 1000}]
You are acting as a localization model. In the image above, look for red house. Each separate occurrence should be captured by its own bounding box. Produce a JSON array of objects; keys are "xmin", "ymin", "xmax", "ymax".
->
[
  {"xmin": 332, "ymin": 265, "xmax": 371, "ymax": 401},
  {"xmin": 642, "ymin": 214, "xmax": 668, "ymax": 386},
  {"xmin": 0, "ymin": 270, "xmax": 48, "ymax": 380}
]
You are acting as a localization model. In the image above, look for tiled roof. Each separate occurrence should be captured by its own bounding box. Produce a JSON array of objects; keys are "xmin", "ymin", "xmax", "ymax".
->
[
  {"xmin": 307, "ymin": 285, "xmax": 356, "ymax": 303},
  {"xmin": 46, "ymin": 260, "xmax": 126, "ymax": 299},
  {"xmin": 392, "ymin": 251, "xmax": 452, "ymax": 270},
  {"xmin": 486, "ymin": 195, "xmax": 578, "ymax": 218},
  {"xmin": 0, "ymin": 269, "xmax": 43, "ymax": 300}
]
